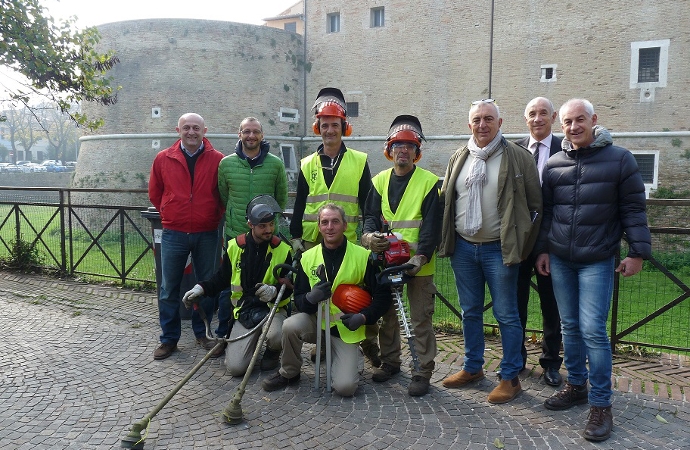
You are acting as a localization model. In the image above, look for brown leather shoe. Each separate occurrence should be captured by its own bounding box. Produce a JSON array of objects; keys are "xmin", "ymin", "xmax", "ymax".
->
[
  {"xmin": 153, "ymin": 342, "xmax": 177, "ymax": 360},
  {"xmin": 209, "ymin": 341, "xmax": 227, "ymax": 359},
  {"xmin": 544, "ymin": 381, "xmax": 588, "ymax": 411},
  {"xmin": 583, "ymin": 406, "xmax": 613, "ymax": 441},
  {"xmin": 487, "ymin": 376, "xmax": 522, "ymax": 404},
  {"xmin": 196, "ymin": 336, "xmax": 216, "ymax": 350},
  {"xmin": 442, "ymin": 369, "xmax": 485, "ymax": 388}
]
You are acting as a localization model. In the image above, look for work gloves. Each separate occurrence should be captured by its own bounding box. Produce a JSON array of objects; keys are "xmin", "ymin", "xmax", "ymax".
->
[
  {"xmin": 255, "ymin": 283, "xmax": 278, "ymax": 303},
  {"xmin": 405, "ymin": 254, "xmax": 428, "ymax": 276},
  {"xmin": 341, "ymin": 313, "xmax": 366, "ymax": 331},
  {"xmin": 291, "ymin": 238, "xmax": 306, "ymax": 255},
  {"xmin": 305, "ymin": 280, "xmax": 332, "ymax": 304},
  {"xmin": 182, "ymin": 284, "xmax": 204, "ymax": 309},
  {"xmin": 360, "ymin": 232, "xmax": 390, "ymax": 253}
]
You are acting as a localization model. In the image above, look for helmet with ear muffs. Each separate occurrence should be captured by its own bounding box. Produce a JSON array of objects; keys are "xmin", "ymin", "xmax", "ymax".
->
[
  {"xmin": 384, "ymin": 115, "xmax": 425, "ymax": 163},
  {"xmin": 312, "ymin": 87, "xmax": 352, "ymax": 137}
]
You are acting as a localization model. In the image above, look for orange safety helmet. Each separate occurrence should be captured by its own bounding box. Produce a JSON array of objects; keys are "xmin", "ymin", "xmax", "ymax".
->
[
  {"xmin": 312, "ymin": 87, "xmax": 352, "ymax": 136},
  {"xmin": 384, "ymin": 114, "xmax": 425, "ymax": 163},
  {"xmin": 332, "ymin": 284, "xmax": 372, "ymax": 314}
]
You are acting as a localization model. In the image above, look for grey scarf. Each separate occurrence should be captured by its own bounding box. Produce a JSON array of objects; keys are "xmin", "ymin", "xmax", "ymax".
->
[{"xmin": 464, "ymin": 131, "xmax": 503, "ymax": 235}]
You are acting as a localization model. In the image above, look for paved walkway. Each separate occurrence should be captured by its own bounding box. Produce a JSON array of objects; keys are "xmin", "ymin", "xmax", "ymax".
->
[{"xmin": 1, "ymin": 272, "xmax": 688, "ymax": 450}]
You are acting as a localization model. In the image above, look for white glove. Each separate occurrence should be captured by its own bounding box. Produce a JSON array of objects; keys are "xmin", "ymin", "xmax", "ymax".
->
[
  {"xmin": 255, "ymin": 283, "xmax": 278, "ymax": 303},
  {"xmin": 291, "ymin": 238, "xmax": 306, "ymax": 255},
  {"xmin": 405, "ymin": 255, "xmax": 428, "ymax": 276},
  {"xmin": 182, "ymin": 284, "xmax": 204, "ymax": 309}
]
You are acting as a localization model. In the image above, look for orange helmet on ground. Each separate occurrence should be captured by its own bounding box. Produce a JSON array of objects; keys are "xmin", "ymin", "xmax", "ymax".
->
[{"xmin": 332, "ymin": 284, "xmax": 372, "ymax": 314}]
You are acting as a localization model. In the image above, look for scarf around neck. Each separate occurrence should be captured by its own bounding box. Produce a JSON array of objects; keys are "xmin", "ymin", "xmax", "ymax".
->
[{"xmin": 463, "ymin": 131, "xmax": 503, "ymax": 235}]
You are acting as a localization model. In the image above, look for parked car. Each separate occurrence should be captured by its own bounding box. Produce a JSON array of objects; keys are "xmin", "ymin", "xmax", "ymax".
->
[
  {"xmin": 41, "ymin": 161, "xmax": 68, "ymax": 172},
  {"xmin": 2, "ymin": 164, "xmax": 23, "ymax": 173},
  {"xmin": 27, "ymin": 163, "xmax": 47, "ymax": 173}
]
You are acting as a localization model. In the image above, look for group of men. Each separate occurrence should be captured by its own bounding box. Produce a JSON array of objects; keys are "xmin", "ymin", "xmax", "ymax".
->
[{"xmin": 148, "ymin": 88, "xmax": 651, "ymax": 442}]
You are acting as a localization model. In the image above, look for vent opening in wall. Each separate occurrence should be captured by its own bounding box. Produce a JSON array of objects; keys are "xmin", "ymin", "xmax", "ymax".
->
[
  {"xmin": 152, "ymin": 107, "xmax": 161, "ymax": 118},
  {"xmin": 152, "ymin": 140, "xmax": 160, "ymax": 149},
  {"xmin": 279, "ymin": 107, "xmax": 300, "ymax": 123}
]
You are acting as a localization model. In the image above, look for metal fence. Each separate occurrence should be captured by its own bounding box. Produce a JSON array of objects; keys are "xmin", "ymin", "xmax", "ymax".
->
[{"xmin": 0, "ymin": 187, "xmax": 687, "ymax": 355}]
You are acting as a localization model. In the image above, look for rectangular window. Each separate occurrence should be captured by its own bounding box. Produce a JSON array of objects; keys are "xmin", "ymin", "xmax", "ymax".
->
[
  {"xmin": 371, "ymin": 7, "xmax": 385, "ymax": 28},
  {"xmin": 638, "ymin": 47, "xmax": 660, "ymax": 83},
  {"xmin": 280, "ymin": 144, "xmax": 298, "ymax": 173},
  {"xmin": 346, "ymin": 102, "xmax": 359, "ymax": 117},
  {"xmin": 284, "ymin": 22, "xmax": 297, "ymax": 33},
  {"xmin": 327, "ymin": 13, "xmax": 340, "ymax": 33},
  {"xmin": 279, "ymin": 107, "xmax": 300, "ymax": 124},
  {"xmin": 633, "ymin": 154, "xmax": 656, "ymax": 184},
  {"xmin": 631, "ymin": 151, "xmax": 659, "ymax": 198},
  {"xmin": 630, "ymin": 40, "xmax": 669, "ymax": 91},
  {"xmin": 540, "ymin": 64, "xmax": 557, "ymax": 83}
]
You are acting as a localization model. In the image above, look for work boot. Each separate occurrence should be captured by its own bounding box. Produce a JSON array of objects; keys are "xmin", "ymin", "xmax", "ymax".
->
[
  {"xmin": 408, "ymin": 375, "xmax": 430, "ymax": 397},
  {"xmin": 487, "ymin": 376, "xmax": 522, "ymax": 404},
  {"xmin": 196, "ymin": 336, "xmax": 216, "ymax": 350},
  {"xmin": 153, "ymin": 342, "xmax": 177, "ymax": 360},
  {"xmin": 210, "ymin": 341, "xmax": 227, "ymax": 359},
  {"xmin": 544, "ymin": 381, "xmax": 589, "ymax": 411},
  {"xmin": 441, "ymin": 369, "xmax": 484, "ymax": 388},
  {"xmin": 372, "ymin": 363, "xmax": 401, "ymax": 382},
  {"xmin": 583, "ymin": 406, "xmax": 613, "ymax": 441},
  {"xmin": 260, "ymin": 348, "xmax": 281, "ymax": 371},
  {"xmin": 360, "ymin": 342, "xmax": 382, "ymax": 368},
  {"xmin": 261, "ymin": 371, "xmax": 300, "ymax": 392}
]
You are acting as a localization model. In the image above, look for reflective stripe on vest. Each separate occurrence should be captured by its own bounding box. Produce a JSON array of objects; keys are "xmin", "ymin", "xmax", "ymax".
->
[
  {"xmin": 299, "ymin": 241, "xmax": 370, "ymax": 343},
  {"xmin": 372, "ymin": 167, "xmax": 439, "ymax": 277},
  {"xmin": 300, "ymin": 149, "xmax": 367, "ymax": 243},
  {"xmin": 226, "ymin": 236, "xmax": 292, "ymax": 316}
]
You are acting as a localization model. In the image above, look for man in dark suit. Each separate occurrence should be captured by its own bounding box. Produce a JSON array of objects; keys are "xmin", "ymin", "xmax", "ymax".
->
[{"xmin": 515, "ymin": 97, "xmax": 563, "ymax": 386}]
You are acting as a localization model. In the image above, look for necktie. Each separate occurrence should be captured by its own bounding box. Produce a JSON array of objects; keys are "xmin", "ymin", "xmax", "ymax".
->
[{"xmin": 532, "ymin": 141, "xmax": 540, "ymax": 163}]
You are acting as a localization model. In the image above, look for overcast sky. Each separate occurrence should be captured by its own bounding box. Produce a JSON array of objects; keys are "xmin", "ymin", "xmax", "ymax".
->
[{"xmin": 40, "ymin": 0, "xmax": 300, "ymax": 27}]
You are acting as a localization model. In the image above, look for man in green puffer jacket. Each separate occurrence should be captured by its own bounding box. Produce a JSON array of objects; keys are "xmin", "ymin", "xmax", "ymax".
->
[
  {"xmin": 218, "ymin": 117, "xmax": 288, "ymax": 239},
  {"xmin": 215, "ymin": 117, "xmax": 288, "ymax": 341}
]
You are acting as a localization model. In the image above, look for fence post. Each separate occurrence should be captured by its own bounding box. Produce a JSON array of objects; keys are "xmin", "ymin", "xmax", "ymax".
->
[
  {"xmin": 120, "ymin": 207, "xmax": 126, "ymax": 285},
  {"xmin": 59, "ymin": 189, "xmax": 67, "ymax": 274}
]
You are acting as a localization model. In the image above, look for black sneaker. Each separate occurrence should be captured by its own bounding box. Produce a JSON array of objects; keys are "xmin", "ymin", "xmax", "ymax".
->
[
  {"xmin": 408, "ymin": 375, "xmax": 430, "ymax": 396},
  {"xmin": 260, "ymin": 348, "xmax": 281, "ymax": 371},
  {"xmin": 372, "ymin": 363, "xmax": 401, "ymax": 382},
  {"xmin": 544, "ymin": 381, "xmax": 588, "ymax": 410},
  {"xmin": 261, "ymin": 371, "xmax": 300, "ymax": 392}
]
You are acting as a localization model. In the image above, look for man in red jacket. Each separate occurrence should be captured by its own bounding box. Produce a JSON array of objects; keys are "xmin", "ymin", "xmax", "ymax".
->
[{"xmin": 148, "ymin": 113, "xmax": 225, "ymax": 360}]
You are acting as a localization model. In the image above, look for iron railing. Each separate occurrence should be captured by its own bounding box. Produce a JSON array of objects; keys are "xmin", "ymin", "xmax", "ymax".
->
[{"xmin": 0, "ymin": 187, "xmax": 687, "ymax": 354}]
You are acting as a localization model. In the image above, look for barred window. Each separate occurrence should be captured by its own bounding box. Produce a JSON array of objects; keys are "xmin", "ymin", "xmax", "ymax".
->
[{"xmin": 638, "ymin": 47, "xmax": 660, "ymax": 83}]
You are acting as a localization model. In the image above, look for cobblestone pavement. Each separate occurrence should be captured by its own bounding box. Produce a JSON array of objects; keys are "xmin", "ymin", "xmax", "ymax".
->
[{"xmin": 1, "ymin": 273, "xmax": 688, "ymax": 450}]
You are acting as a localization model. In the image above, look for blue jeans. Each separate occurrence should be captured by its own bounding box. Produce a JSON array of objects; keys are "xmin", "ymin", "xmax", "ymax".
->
[
  {"xmin": 549, "ymin": 253, "xmax": 615, "ymax": 407},
  {"xmin": 159, "ymin": 228, "xmax": 220, "ymax": 344},
  {"xmin": 450, "ymin": 237, "xmax": 523, "ymax": 380}
]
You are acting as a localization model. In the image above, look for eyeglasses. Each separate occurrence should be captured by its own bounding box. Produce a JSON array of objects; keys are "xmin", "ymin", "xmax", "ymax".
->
[
  {"xmin": 390, "ymin": 143, "xmax": 417, "ymax": 151},
  {"xmin": 240, "ymin": 129, "xmax": 262, "ymax": 136},
  {"xmin": 471, "ymin": 98, "xmax": 495, "ymax": 105}
]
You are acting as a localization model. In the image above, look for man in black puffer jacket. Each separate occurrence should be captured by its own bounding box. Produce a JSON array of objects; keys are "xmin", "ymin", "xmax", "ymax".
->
[{"xmin": 535, "ymin": 98, "xmax": 651, "ymax": 443}]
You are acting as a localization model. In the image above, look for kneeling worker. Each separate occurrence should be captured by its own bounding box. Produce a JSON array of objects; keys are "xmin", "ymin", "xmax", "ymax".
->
[
  {"xmin": 262, "ymin": 203, "xmax": 391, "ymax": 396},
  {"xmin": 182, "ymin": 200, "xmax": 293, "ymax": 376}
]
